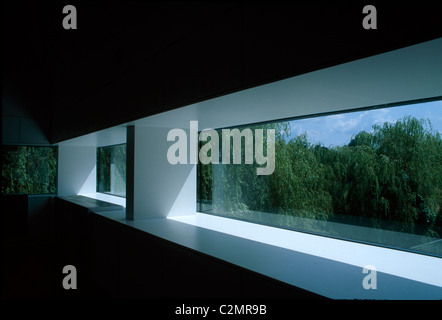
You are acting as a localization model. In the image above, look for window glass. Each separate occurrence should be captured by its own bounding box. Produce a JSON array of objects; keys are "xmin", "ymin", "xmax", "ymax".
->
[
  {"xmin": 197, "ymin": 99, "xmax": 442, "ymax": 257},
  {"xmin": 97, "ymin": 144, "xmax": 126, "ymax": 197},
  {"xmin": 2, "ymin": 146, "xmax": 57, "ymax": 194}
]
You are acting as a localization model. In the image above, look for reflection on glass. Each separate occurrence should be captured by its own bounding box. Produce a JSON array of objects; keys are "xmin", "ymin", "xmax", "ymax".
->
[{"xmin": 97, "ymin": 144, "xmax": 126, "ymax": 197}]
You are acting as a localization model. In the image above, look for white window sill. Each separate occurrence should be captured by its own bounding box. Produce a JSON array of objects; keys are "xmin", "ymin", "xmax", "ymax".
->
[
  {"xmin": 78, "ymin": 192, "xmax": 126, "ymax": 207},
  {"xmin": 170, "ymin": 213, "xmax": 442, "ymax": 286},
  {"xmin": 87, "ymin": 208, "xmax": 442, "ymax": 299}
]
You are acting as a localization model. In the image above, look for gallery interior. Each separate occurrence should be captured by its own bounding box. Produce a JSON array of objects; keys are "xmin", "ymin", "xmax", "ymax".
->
[{"xmin": 2, "ymin": 1, "xmax": 442, "ymax": 300}]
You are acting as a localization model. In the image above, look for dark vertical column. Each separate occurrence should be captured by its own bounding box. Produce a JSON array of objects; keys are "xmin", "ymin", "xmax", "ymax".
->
[{"xmin": 126, "ymin": 126, "xmax": 135, "ymax": 220}]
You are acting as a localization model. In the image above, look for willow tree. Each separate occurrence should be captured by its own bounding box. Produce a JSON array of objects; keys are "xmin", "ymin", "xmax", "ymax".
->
[{"xmin": 341, "ymin": 116, "xmax": 441, "ymax": 234}]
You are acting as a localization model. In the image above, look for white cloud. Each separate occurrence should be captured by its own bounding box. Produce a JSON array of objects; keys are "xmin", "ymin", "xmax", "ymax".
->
[
  {"xmin": 286, "ymin": 100, "xmax": 441, "ymax": 147},
  {"xmin": 305, "ymin": 129, "xmax": 321, "ymax": 142},
  {"xmin": 290, "ymin": 124, "xmax": 304, "ymax": 136},
  {"xmin": 326, "ymin": 111, "xmax": 368, "ymax": 133}
]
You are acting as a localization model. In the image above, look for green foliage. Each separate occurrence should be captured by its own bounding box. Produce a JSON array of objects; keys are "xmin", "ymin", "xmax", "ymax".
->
[
  {"xmin": 97, "ymin": 144, "xmax": 126, "ymax": 197},
  {"xmin": 270, "ymin": 133, "xmax": 333, "ymax": 220},
  {"xmin": 97, "ymin": 147, "xmax": 111, "ymax": 192},
  {"xmin": 341, "ymin": 117, "xmax": 441, "ymax": 234},
  {"xmin": 2, "ymin": 146, "xmax": 57, "ymax": 194},
  {"xmin": 198, "ymin": 116, "xmax": 442, "ymax": 237}
]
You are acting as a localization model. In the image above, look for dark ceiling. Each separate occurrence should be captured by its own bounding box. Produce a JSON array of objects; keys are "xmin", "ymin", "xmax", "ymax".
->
[{"xmin": 3, "ymin": 1, "xmax": 442, "ymax": 143}]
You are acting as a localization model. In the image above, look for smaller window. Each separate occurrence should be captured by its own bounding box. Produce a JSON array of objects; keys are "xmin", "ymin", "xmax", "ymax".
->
[
  {"xmin": 2, "ymin": 145, "xmax": 58, "ymax": 195},
  {"xmin": 97, "ymin": 144, "xmax": 126, "ymax": 197}
]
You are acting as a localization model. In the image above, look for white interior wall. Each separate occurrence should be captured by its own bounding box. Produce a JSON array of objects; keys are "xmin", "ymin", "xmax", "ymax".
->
[
  {"xmin": 56, "ymin": 38, "xmax": 441, "ymax": 219},
  {"xmin": 57, "ymin": 145, "xmax": 96, "ymax": 196},
  {"xmin": 132, "ymin": 126, "xmax": 196, "ymax": 219},
  {"xmin": 57, "ymin": 126, "xmax": 126, "ymax": 197}
]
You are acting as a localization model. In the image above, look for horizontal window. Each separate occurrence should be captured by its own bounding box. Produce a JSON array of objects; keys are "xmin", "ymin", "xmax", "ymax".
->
[
  {"xmin": 1, "ymin": 145, "xmax": 57, "ymax": 195},
  {"xmin": 197, "ymin": 99, "xmax": 442, "ymax": 257},
  {"xmin": 97, "ymin": 144, "xmax": 126, "ymax": 198}
]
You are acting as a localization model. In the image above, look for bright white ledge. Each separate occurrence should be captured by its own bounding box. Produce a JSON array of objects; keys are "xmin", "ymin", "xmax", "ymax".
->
[{"xmin": 170, "ymin": 213, "xmax": 442, "ymax": 289}]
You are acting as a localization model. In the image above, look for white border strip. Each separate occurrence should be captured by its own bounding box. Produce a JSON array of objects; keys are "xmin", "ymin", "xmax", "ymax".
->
[
  {"xmin": 170, "ymin": 213, "xmax": 442, "ymax": 288},
  {"xmin": 79, "ymin": 192, "xmax": 126, "ymax": 207}
]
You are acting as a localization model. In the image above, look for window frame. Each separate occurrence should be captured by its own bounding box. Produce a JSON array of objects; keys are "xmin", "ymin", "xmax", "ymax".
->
[
  {"xmin": 96, "ymin": 143, "xmax": 127, "ymax": 198},
  {"xmin": 1, "ymin": 144, "xmax": 58, "ymax": 195},
  {"xmin": 196, "ymin": 96, "xmax": 442, "ymax": 258}
]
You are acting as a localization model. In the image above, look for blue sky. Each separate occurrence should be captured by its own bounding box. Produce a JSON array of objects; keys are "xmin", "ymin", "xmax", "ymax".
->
[{"xmin": 287, "ymin": 100, "xmax": 442, "ymax": 148}]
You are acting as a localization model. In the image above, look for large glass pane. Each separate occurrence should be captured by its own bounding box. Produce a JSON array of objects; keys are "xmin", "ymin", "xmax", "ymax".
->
[
  {"xmin": 198, "ymin": 99, "xmax": 442, "ymax": 257},
  {"xmin": 97, "ymin": 144, "xmax": 126, "ymax": 197},
  {"xmin": 2, "ymin": 146, "xmax": 57, "ymax": 195}
]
